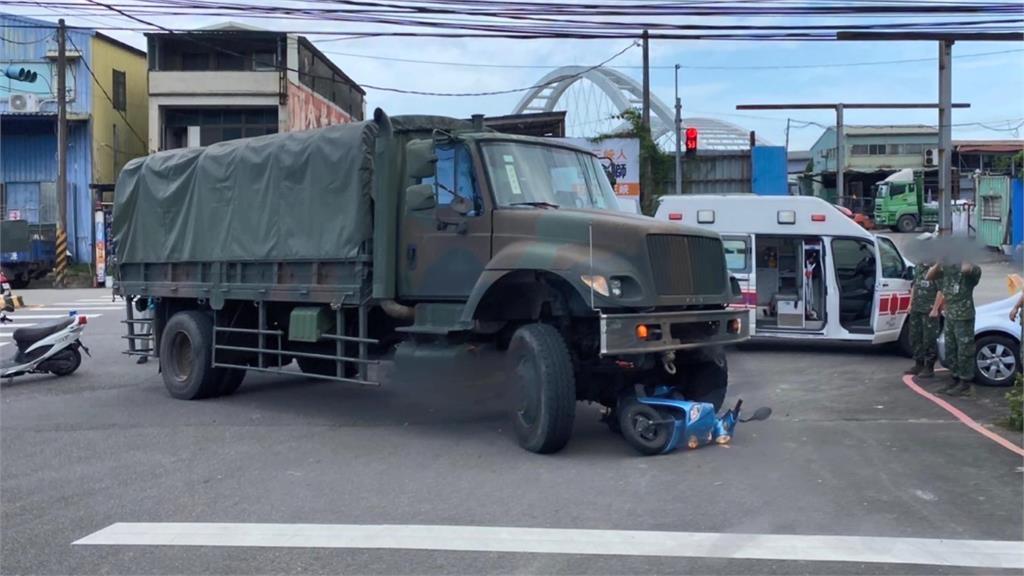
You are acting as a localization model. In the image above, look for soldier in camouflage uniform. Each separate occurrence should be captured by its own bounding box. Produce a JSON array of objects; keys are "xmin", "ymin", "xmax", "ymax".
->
[
  {"xmin": 904, "ymin": 260, "xmax": 939, "ymax": 378},
  {"xmin": 928, "ymin": 261, "xmax": 982, "ymax": 397}
]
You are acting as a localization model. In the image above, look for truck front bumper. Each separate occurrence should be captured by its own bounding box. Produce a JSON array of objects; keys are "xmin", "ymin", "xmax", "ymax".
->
[{"xmin": 599, "ymin": 308, "xmax": 750, "ymax": 355}]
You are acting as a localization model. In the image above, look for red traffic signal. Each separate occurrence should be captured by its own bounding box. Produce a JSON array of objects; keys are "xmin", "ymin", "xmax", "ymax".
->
[{"xmin": 684, "ymin": 127, "xmax": 699, "ymax": 152}]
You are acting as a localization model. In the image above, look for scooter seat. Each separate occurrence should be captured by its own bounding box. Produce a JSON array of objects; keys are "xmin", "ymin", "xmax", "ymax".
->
[{"xmin": 13, "ymin": 317, "xmax": 74, "ymax": 346}]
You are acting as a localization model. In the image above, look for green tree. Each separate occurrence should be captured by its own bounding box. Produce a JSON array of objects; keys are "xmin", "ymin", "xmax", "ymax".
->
[{"xmin": 593, "ymin": 108, "xmax": 673, "ymax": 216}]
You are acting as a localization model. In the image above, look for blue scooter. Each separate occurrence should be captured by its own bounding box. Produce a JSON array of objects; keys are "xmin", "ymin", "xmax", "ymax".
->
[{"xmin": 616, "ymin": 386, "xmax": 771, "ymax": 455}]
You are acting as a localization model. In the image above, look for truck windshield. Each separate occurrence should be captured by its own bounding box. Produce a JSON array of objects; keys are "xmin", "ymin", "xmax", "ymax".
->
[
  {"xmin": 482, "ymin": 142, "xmax": 620, "ymax": 211},
  {"xmin": 875, "ymin": 183, "xmax": 889, "ymax": 198}
]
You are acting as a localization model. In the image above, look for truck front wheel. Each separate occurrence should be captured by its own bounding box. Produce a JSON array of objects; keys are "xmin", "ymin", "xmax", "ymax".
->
[
  {"xmin": 896, "ymin": 214, "xmax": 918, "ymax": 233},
  {"xmin": 506, "ymin": 323, "xmax": 576, "ymax": 454},
  {"xmin": 160, "ymin": 311, "xmax": 223, "ymax": 400}
]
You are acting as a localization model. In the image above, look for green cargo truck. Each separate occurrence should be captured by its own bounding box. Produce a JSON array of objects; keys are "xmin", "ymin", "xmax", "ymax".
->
[
  {"xmin": 873, "ymin": 168, "xmax": 939, "ymax": 233},
  {"xmin": 114, "ymin": 110, "xmax": 748, "ymax": 454}
]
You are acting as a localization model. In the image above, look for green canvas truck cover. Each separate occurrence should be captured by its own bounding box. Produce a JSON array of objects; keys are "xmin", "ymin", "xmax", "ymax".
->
[{"xmin": 113, "ymin": 120, "xmax": 379, "ymax": 264}]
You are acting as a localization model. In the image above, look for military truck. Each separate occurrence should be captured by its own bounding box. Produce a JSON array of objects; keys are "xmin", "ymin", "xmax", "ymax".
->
[
  {"xmin": 114, "ymin": 110, "xmax": 748, "ymax": 454},
  {"xmin": 873, "ymin": 169, "xmax": 939, "ymax": 233}
]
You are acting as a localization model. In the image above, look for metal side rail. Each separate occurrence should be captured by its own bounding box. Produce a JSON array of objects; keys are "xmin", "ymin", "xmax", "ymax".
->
[
  {"xmin": 212, "ymin": 303, "xmax": 380, "ymax": 386},
  {"xmin": 122, "ymin": 299, "xmax": 156, "ymax": 357}
]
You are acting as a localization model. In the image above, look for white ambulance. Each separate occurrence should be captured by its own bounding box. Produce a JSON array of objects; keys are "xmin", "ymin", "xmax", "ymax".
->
[{"xmin": 655, "ymin": 195, "xmax": 913, "ymax": 351}]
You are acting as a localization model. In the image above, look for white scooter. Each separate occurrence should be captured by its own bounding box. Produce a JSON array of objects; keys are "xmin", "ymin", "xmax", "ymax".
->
[{"xmin": 1, "ymin": 306, "xmax": 90, "ymax": 379}]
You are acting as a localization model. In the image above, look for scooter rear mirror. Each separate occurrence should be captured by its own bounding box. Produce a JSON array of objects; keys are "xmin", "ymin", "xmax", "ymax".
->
[{"xmin": 748, "ymin": 406, "xmax": 772, "ymax": 421}]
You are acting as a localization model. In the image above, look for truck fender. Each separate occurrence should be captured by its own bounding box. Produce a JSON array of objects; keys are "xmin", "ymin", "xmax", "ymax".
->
[{"xmin": 459, "ymin": 241, "xmax": 641, "ymax": 324}]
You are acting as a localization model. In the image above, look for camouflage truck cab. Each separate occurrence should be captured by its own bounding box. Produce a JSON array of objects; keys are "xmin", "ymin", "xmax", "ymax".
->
[{"xmin": 115, "ymin": 109, "xmax": 748, "ymax": 455}]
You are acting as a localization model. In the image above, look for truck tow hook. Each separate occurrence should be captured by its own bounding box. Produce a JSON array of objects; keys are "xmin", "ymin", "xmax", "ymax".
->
[{"xmin": 661, "ymin": 351, "xmax": 677, "ymax": 375}]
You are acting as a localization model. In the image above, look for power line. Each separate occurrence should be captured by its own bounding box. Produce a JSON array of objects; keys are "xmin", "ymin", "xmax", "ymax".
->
[
  {"xmin": 0, "ymin": 31, "xmax": 54, "ymax": 44},
  {"xmin": 319, "ymin": 47, "xmax": 1024, "ymax": 71},
  {"xmin": 65, "ymin": 33, "xmax": 148, "ymax": 150}
]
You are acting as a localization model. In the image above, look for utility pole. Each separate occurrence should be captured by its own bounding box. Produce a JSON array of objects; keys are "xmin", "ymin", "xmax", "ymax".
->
[
  {"xmin": 737, "ymin": 102, "xmax": 969, "ymax": 207},
  {"xmin": 674, "ymin": 63, "xmax": 681, "ymax": 197},
  {"xmin": 640, "ymin": 29, "xmax": 652, "ymax": 213},
  {"xmin": 836, "ymin": 103, "xmax": 845, "ymax": 204},
  {"xmin": 938, "ymin": 40, "xmax": 954, "ymax": 233},
  {"xmin": 835, "ymin": 30, "xmax": 1022, "ymax": 233},
  {"xmin": 784, "ymin": 118, "xmax": 791, "ymax": 152},
  {"xmin": 56, "ymin": 19, "xmax": 68, "ymax": 288}
]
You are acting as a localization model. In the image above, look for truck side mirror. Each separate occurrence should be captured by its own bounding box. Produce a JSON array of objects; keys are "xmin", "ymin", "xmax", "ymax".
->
[
  {"xmin": 406, "ymin": 184, "xmax": 436, "ymax": 211},
  {"xmin": 406, "ymin": 139, "xmax": 436, "ymax": 180},
  {"xmin": 903, "ymin": 265, "xmax": 915, "ymax": 280},
  {"xmin": 729, "ymin": 275, "xmax": 743, "ymax": 303}
]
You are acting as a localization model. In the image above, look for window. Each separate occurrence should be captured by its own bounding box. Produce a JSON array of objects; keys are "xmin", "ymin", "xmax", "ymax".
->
[
  {"xmin": 482, "ymin": 142, "xmax": 620, "ymax": 211},
  {"xmin": 831, "ymin": 238, "xmax": 873, "ymax": 274},
  {"xmin": 722, "ymin": 236, "xmax": 750, "ymax": 273},
  {"xmin": 112, "ymin": 69, "xmax": 126, "ymax": 111},
  {"xmin": 868, "ymin": 144, "xmax": 886, "ymax": 155},
  {"xmin": 216, "ymin": 51, "xmax": 245, "ymax": 71},
  {"xmin": 164, "ymin": 107, "xmax": 278, "ymax": 149},
  {"xmin": 252, "ymin": 51, "xmax": 277, "ymax": 71},
  {"xmin": 851, "ymin": 144, "xmax": 869, "ymax": 155},
  {"xmin": 981, "ymin": 195, "xmax": 1002, "ymax": 220},
  {"xmin": 426, "ymin": 143, "xmax": 480, "ymax": 216},
  {"xmin": 181, "ymin": 52, "xmax": 210, "ymax": 71},
  {"xmin": 877, "ymin": 237, "xmax": 905, "ymax": 279},
  {"xmin": 898, "ymin": 143, "xmax": 924, "ymax": 155}
]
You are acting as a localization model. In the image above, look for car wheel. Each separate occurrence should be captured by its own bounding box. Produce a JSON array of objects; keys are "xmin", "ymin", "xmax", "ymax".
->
[{"xmin": 974, "ymin": 334, "xmax": 1020, "ymax": 387}]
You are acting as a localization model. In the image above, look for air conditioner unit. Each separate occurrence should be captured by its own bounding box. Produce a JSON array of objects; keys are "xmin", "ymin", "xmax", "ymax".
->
[
  {"xmin": 923, "ymin": 148, "xmax": 938, "ymax": 167},
  {"xmin": 8, "ymin": 93, "xmax": 41, "ymax": 113}
]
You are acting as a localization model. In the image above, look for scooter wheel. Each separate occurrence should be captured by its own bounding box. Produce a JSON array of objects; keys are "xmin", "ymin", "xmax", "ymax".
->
[
  {"xmin": 48, "ymin": 347, "xmax": 82, "ymax": 377},
  {"xmin": 618, "ymin": 399, "xmax": 677, "ymax": 456}
]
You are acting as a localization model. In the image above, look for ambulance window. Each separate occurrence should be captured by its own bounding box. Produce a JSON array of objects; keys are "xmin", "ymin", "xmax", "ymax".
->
[
  {"xmin": 878, "ymin": 237, "xmax": 906, "ymax": 278},
  {"xmin": 722, "ymin": 236, "xmax": 750, "ymax": 273}
]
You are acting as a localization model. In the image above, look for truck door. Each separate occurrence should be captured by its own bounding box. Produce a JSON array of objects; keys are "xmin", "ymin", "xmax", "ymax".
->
[
  {"xmin": 398, "ymin": 141, "xmax": 492, "ymax": 299},
  {"xmin": 871, "ymin": 236, "xmax": 912, "ymax": 342},
  {"xmin": 722, "ymin": 234, "xmax": 756, "ymax": 334}
]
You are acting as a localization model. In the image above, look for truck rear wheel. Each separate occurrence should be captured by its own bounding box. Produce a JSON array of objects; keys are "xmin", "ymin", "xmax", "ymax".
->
[
  {"xmin": 507, "ymin": 323, "xmax": 576, "ymax": 454},
  {"xmin": 160, "ymin": 311, "xmax": 222, "ymax": 400},
  {"xmin": 218, "ymin": 368, "xmax": 246, "ymax": 396},
  {"xmin": 897, "ymin": 214, "xmax": 917, "ymax": 233}
]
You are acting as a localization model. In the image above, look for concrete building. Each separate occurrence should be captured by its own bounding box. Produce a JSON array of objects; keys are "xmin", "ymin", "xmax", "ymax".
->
[
  {"xmin": 808, "ymin": 125, "xmax": 939, "ymax": 204},
  {"xmin": 1, "ymin": 13, "xmax": 148, "ymax": 263},
  {"xmin": 146, "ymin": 23, "xmax": 364, "ymax": 151}
]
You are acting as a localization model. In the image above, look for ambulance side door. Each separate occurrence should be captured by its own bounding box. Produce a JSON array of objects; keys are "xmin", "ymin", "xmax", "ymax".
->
[
  {"xmin": 722, "ymin": 234, "xmax": 756, "ymax": 334},
  {"xmin": 871, "ymin": 236, "xmax": 912, "ymax": 340}
]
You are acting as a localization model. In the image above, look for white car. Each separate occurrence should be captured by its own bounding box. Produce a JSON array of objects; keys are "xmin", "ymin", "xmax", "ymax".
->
[{"xmin": 938, "ymin": 292, "xmax": 1022, "ymax": 386}]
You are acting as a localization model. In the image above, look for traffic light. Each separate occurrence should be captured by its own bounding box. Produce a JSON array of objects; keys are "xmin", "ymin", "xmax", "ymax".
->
[
  {"xmin": 4, "ymin": 65, "xmax": 38, "ymax": 83},
  {"xmin": 684, "ymin": 127, "xmax": 698, "ymax": 155}
]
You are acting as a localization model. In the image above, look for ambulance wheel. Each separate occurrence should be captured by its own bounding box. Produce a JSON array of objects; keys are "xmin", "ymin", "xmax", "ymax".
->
[
  {"xmin": 897, "ymin": 215, "xmax": 918, "ymax": 233},
  {"xmin": 507, "ymin": 323, "xmax": 575, "ymax": 454},
  {"xmin": 618, "ymin": 399, "xmax": 676, "ymax": 456}
]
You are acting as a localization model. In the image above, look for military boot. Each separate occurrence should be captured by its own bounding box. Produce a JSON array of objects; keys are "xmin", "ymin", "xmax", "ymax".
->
[
  {"xmin": 952, "ymin": 382, "xmax": 977, "ymax": 398},
  {"xmin": 903, "ymin": 362, "xmax": 923, "ymax": 376},
  {"xmin": 917, "ymin": 362, "xmax": 936, "ymax": 379},
  {"xmin": 938, "ymin": 378, "xmax": 961, "ymax": 395}
]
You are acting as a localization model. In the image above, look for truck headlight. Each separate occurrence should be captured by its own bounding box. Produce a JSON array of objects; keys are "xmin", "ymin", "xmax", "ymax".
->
[
  {"xmin": 581, "ymin": 275, "xmax": 609, "ymax": 297},
  {"xmin": 608, "ymin": 277, "xmax": 623, "ymax": 297}
]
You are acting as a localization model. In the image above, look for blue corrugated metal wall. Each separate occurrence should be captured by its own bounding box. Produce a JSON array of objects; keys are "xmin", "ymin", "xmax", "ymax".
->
[
  {"xmin": 0, "ymin": 14, "xmax": 93, "ymax": 116},
  {"xmin": 2, "ymin": 14, "xmax": 95, "ymax": 262},
  {"xmin": 752, "ymin": 146, "xmax": 789, "ymax": 196}
]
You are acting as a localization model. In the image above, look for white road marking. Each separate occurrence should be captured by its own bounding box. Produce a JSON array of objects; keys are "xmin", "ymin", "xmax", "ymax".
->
[
  {"xmin": 73, "ymin": 523, "xmax": 1024, "ymax": 569},
  {"xmin": 5, "ymin": 314, "xmax": 102, "ymax": 320},
  {"xmin": 41, "ymin": 306, "xmax": 122, "ymax": 311}
]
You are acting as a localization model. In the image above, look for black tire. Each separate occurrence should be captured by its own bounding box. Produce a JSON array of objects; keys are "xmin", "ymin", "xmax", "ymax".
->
[
  {"xmin": 896, "ymin": 214, "xmax": 917, "ymax": 233},
  {"xmin": 974, "ymin": 334, "xmax": 1020, "ymax": 387},
  {"xmin": 618, "ymin": 399, "xmax": 676, "ymax": 456},
  {"xmin": 218, "ymin": 368, "xmax": 246, "ymax": 396},
  {"xmin": 159, "ymin": 311, "xmax": 222, "ymax": 400},
  {"xmin": 506, "ymin": 323, "xmax": 576, "ymax": 454},
  {"xmin": 47, "ymin": 347, "xmax": 81, "ymax": 376},
  {"xmin": 680, "ymin": 350, "xmax": 729, "ymax": 412},
  {"xmin": 7, "ymin": 274, "xmax": 29, "ymax": 290}
]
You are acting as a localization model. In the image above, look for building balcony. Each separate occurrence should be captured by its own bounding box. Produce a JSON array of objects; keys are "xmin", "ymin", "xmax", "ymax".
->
[{"xmin": 149, "ymin": 71, "xmax": 279, "ymax": 96}]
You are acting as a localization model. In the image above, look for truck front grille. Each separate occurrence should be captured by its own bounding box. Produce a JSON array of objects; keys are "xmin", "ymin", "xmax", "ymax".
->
[{"xmin": 646, "ymin": 234, "xmax": 726, "ymax": 296}]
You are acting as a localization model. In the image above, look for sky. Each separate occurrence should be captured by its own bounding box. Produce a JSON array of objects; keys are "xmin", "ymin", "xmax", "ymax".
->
[{"xmin": 7, "ymin": 1, "xmax": 1024, "ymax": 151}]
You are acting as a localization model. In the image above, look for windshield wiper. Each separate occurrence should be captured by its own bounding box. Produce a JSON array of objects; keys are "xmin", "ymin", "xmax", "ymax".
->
[{"xmin": 509, "ymin": 201, "xmax": 559, "ymax": 209}]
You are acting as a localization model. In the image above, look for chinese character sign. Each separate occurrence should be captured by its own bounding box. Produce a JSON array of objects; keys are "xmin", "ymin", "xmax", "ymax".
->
[
  {"xmin": 561, "ymin": 138, "xmax": 640, "ymax": 197},
  {"xmin": 287, "ymin": 81, "xmax": 353, "ymax": 132}
]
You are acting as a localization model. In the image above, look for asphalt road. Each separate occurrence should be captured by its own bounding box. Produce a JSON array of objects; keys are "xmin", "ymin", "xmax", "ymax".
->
[{"xmin": 2, "ymin": 289, "xmax": 1022, "ymax": 575}]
